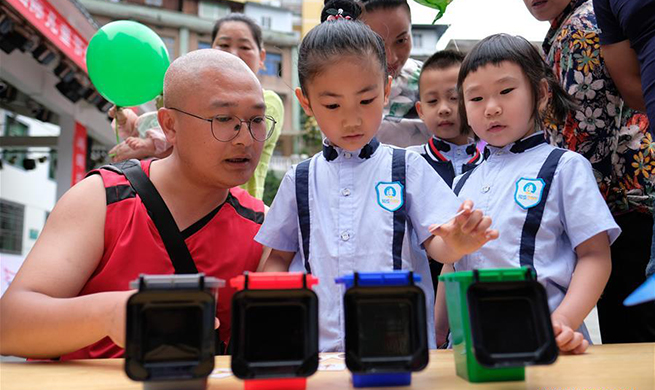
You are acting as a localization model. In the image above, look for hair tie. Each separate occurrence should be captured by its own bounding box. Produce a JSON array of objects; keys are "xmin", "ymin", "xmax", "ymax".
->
[{"xmin": 326, "ymin": 8, "xmax": 352, "ymax": 21}]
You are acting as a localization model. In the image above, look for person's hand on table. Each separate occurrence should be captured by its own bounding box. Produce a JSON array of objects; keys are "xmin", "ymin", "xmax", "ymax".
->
[
  {"xmin": 104, "ymin": 290, "xmax": 221, "ymax": 348},
  {"xmin": 104, "ymin": 290, "xmax": 135, "ymax": 348},
  {"xmin": 552, "ymin": 312, "xmax": 589, "ymax": 354}
]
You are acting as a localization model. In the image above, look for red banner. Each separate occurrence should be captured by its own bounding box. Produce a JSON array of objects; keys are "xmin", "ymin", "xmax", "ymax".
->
[
  {"xmin": 5, "ymin": 0, "xmax": 88, "ymax": 72},
  {"xmin": 71, "ymin": 122, "xmax": 87, "ymax": 186}
]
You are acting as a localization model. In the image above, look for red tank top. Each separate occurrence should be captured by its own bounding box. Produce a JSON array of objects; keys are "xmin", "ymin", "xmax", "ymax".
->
[{"xmin": 61, "ymin": 160, "xmax": 264, "ymax": 360}]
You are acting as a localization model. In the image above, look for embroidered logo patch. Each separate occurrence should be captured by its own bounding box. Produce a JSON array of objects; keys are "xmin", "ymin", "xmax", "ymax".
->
[
  {"xmin": 376, "ymin": 181, "xmax": 404, "ymax": 212},
  {"xmin": 514, "ymin": 178, "xmax": 545, "ymax": 209}
]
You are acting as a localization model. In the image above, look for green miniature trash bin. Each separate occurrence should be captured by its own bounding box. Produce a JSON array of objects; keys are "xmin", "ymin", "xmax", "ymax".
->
[{"xmin": 440, "ymin": 267, "xmax": 558, "ymax": 383}]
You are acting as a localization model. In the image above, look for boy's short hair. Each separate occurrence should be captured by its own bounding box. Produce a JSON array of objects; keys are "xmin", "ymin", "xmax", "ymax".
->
[{"xmin": 418, "ymin": 50, "xmax": 465, "ymax": 97}]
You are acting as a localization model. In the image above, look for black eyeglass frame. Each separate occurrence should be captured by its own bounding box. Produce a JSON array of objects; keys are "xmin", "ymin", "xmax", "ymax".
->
[{"xmin": 168, "ymin": 107, "xmax": 276, "ymax": 142}]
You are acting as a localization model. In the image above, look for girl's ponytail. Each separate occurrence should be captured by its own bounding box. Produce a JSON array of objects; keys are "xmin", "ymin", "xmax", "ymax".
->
[{"xmin": 543, "ymin": 65, "xmax": 578, "ymax": 126}]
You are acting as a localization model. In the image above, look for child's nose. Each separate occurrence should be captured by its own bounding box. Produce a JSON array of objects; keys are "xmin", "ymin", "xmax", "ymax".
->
[
  {"xmin": 484, "ymin": 101, "xmax": 502, "ymax": 117},
  {"xmin": 439, "ymin": 103, "xmax": 452, "ymax": 115},
  {"xmin": 342, "ymin": 111, "xmax": 362, "ymax": 128}
]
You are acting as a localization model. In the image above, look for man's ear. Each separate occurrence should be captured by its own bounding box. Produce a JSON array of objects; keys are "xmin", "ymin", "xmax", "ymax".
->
[
  {"xmin": 383, "ymin": 75, "xmax": 392, "ymax": 106},
  {"xmin": 158, "ymin": 108, "xmax": 177, "ymax": 146},
  {"xmin": 295, "ymin": 87, "xmax": 314, "ymax": 116}
]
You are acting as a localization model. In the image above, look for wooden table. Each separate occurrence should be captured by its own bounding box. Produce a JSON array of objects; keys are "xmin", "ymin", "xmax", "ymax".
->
[{"xmin": 2, "ymin": 343, "xmax": 654, "ymax": 390}]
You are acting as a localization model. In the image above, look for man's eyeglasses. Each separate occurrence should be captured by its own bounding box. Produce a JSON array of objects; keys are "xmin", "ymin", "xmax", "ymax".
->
[{"xmin": 168, "ymin": 107, "xmax": 276, "ymax": 142}]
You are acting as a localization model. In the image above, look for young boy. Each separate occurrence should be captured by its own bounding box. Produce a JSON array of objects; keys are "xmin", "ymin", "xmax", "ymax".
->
[
  {"xmin": 408, "ymin": 50, "xmax": 484, "ymax": 301},
  {"xmin": 408, "ymin": 50, "xmax": 483, "ymax": 188}
]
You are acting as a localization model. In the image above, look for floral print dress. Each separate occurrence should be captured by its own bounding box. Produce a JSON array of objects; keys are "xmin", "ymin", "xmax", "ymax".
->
[{"xmin": 543, "ymin": 0, "xmax": 654, "ymax": 215}]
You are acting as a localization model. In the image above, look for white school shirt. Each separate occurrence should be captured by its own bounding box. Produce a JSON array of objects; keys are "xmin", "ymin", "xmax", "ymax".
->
[
  {"xmin": 453, "ymin": 133, "xmax": 620, "ymax": 334},
  {"xmin": 256, "ymin": 139, "xmax": 460, "ymax": 352}
]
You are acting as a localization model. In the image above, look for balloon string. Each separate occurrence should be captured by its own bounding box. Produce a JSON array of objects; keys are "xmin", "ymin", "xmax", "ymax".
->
[{"xmin": 115, "ymin": 106, "xmax": 121, "ymax": 145}]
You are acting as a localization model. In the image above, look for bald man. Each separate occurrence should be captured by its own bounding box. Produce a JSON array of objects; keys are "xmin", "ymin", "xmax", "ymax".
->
[{"xmin": 0, "ymin": 50, "xmax": 269, "ymax": 359}]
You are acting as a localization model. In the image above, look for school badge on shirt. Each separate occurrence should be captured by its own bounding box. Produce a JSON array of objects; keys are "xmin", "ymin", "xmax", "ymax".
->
[
  {"xmin": 514, "ymin": 178, "xmax": 545, "ymax": 209},
  {"xmin": 376, "ymin": 182, "xmax": 404, "ymax": 212}
]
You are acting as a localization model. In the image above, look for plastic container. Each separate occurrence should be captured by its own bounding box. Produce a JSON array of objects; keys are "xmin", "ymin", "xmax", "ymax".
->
[{"xmin": 440, "ymin": 267, "xmax": 557, "ymax": 383}]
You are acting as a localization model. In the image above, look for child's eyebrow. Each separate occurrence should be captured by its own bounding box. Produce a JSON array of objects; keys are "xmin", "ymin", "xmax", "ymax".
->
[
  {"xmin": 318, "ymin": 91, "xmax": 342, "ymax": 98},
  {"xmin": 318, "ymin": 84, "xmax": 378, "ymax": 98},
  {"xmin": 464, "ymin": 76, "xmax": 518, "ymax": 95},
  {"xmin": 494, "ymin": 76, "xmax": 519, "ymax": 84},
  {"xmin": 463, "ymin": 85, "xmax": 480, "ymax": 95},
  {"xmin": 356, "ymin": 84, "xmax": 378, "ymax": 94},
  {"xmin": 396, "ymin": 30, "xmax": 409, "ymax": 39}
]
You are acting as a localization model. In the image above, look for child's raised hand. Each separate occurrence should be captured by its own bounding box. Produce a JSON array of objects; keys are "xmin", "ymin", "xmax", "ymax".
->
[
  {"xmin": 552, "ymin": 314, "xmax": 589, "ymax": 354},
  {"xmin": 429, "ymin": 200, "xmax": 498, "ymax": 257}
]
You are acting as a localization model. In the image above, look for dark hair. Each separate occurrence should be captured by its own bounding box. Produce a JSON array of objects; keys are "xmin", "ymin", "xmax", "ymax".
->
[
  {"xmin": 298, "ymin": 19, "xmax": 387, "ymax": 93},
  {"xmin": 359, "ymin": 0, "xmax": 411, "ymax": 16},
  {"xmin": 321, "ymin": 0, "xmax": 363, "ymax": 22},
  {"xmin": 418, "ymin": 50, "xmax": 465, "ymax": 95},
  {"xmin": 211, "ymin": 13, "xmax": 263, "ymax": 51},
  {"xmin": 457, "ymin": 34, "xmax": 577, "ymax": 131}
]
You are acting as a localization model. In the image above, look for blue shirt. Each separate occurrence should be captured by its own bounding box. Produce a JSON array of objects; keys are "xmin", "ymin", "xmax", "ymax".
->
[
  {"xmin": 256, "ymin": 140, "xmax": 460, "ymax": 351},
  {"xmin": 454, "ymin": 133, "xmax": 620, "ymax": 332}
]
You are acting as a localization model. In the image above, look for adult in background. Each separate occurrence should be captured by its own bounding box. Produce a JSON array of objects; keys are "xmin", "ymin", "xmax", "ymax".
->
[
  {"xmin": 522, "ymin": 0, "xmax": 655, "ymax": 343},
  {"xmin": 591, "ymin": 0, "xmax": 655, "ymax": 278}
]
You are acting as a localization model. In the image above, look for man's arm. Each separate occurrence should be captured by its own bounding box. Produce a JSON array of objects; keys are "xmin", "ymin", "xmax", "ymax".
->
[
  {"xmin": 601, "ymin": 41, "xmax": 646, "ymax": 111},
  {"xmin": 261, "ymin": 249, "xmax": 295, "ymax": 272},
  {"xmin": 0, "ymin": 175, "xmax": 132, "ymax": 358}
]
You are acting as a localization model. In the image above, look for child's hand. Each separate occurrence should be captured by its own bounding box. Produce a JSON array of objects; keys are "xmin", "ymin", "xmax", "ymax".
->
[
  {"xmin": 429, "ymin": 200, "xmax": 498, "ymax": 257},
  {"xmin": 552, "ymin": 313, "xmax": 589, "ymax": 354}
]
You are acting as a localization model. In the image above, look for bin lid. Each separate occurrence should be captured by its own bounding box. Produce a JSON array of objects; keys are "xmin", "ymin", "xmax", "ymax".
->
[{"xmin": 466, "ymin": 269, "xmax": 558, "ymax": 368}]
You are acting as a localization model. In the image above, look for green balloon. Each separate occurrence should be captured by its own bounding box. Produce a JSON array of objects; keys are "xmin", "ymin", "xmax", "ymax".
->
[
  {"xmin": 86, "ymin": 21, "xmax": 170, "ymax": 107},
  {"xmin": 412, "ymin": 0, "xmax": 453, "ymax": 23}
]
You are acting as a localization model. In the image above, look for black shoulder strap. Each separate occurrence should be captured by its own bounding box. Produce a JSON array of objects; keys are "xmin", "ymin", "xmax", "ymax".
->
[
  {"xmin": 518, "ymin": 149, "xmax": 567, "ymax": 272},
  {"xmin": 453, "ymin": 168, "xmax": 476, "ymax": 196},
  {"xmin": 112, "ymin": 159, "xmax": 198, "ymax": 274},
  {"xmin": 391, "ymin": 148, "xmax": 406, "ymax": 270},
  {"xmin": 295, "ymin": 159, "xmax": 312, "ymax": 273}
]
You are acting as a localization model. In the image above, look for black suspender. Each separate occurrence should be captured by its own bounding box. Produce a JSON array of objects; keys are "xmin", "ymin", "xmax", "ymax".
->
[
  {"xmin": 453, "ymin": 168, "xmax": 475, "ymax": 196},
  {"xmin": 295, "ymin": 159, "xmax": 312, "ymax": 274},
  {"xmin": 518, "ymin": 149, "xmax": 567, "ymax": 271},
  {"xmin": 391, "ymin": 148, "xmax": 407, "ymax": 270},
  {"xmin": 96, "ymin": 159, "xmax": 198, "ymax": 274}
]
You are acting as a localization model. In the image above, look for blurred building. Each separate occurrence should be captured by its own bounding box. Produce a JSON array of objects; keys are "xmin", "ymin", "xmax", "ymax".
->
[{"xmin": 411, "ymin": 24, "xmax": 449, "ymax": 61}]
